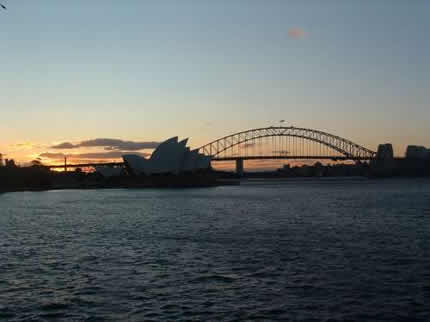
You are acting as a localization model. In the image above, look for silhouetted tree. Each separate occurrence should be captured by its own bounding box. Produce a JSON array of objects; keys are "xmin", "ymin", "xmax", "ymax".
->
[
  {"xmin": 31, "ymin": 158, "xmax": 45, "ymax": 168},
  {"xmin": 5, "ymin": 159, "xmax": 16, "ymax": 168}
]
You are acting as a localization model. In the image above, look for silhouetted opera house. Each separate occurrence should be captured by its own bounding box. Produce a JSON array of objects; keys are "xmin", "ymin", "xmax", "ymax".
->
[{"xmin": 96, "ymin": 137, "xmax": 211, "ymax": 177}]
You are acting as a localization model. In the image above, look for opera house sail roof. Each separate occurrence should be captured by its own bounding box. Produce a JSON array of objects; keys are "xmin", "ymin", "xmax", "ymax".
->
[{"xmin": 121, "ymin": 137, "xmax": 211, "ymax": 176}]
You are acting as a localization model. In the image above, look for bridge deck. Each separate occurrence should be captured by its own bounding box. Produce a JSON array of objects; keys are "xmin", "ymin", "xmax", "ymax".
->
[
  {"xmin": 46, "ymin": 156, "xmax": 378, "ymax": 170},
  {"xmin": 212, "ymin": 156, "xmax": 374, "ymax": 161}
]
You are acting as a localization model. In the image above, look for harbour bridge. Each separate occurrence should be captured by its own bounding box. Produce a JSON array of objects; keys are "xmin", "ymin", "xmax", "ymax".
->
[
  {"xmin": 47, "ymin": 126, "xmax": 377, "ymax": 173},
  {"xmin": 198, "ymin": 126, "xmax": 376, "ymax": 174}
]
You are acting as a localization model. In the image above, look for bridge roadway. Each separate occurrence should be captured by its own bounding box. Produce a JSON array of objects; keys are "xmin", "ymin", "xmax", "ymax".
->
[
  {"xmin": 46, "ymin": 156, "xmax": 375, "ymax": 171},
  {"xmin": 212, "ymin": 155, "xmax": 373, "ymax": 161}
]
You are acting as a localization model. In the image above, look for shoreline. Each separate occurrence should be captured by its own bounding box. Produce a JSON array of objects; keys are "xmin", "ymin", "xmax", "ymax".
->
[
  {"xmin": 0, "ymin": 178, "xmax": 240, "ymax": 194},
  {"xmin": 2, "ymin": 176, "xmax": 430, "ymax": 194}
]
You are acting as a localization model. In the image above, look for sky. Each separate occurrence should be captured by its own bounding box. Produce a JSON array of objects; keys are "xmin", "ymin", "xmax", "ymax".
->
[{"xmin": 0, "ymin": 0, "xmax": 429, "ymax": 168}]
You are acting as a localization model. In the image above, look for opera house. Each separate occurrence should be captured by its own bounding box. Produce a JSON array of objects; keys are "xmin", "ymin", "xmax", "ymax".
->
[{"xmin": 96, "ymin": 137, "xmax": 211, "ymax": 177}]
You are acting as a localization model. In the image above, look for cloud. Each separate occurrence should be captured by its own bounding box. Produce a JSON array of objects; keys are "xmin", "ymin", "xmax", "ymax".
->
[
  {"xmin": 11, "ymin": 142, "xmax": 43, "ymax": 149},
  {"xmin": 40, "ymin": 151, "xmax": 150, "ymax": 160},
  {"xmin": 40, "ymin": 152, "xmax": 66, "ymax": 159},
  {"xmin": 51, "ymin": 138, "xmax": 160, "ymax": 151},
  {"xmin": 51, "ymin": 142, "xmax": 76, "ymax": 149},
  {"xmin": 288, "ymin": 28, "xmax": 307, "ymax": 39}
]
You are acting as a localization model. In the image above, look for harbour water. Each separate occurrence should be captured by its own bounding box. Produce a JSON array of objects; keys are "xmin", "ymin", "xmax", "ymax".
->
[{"xmin": 1, "ymin": 179, "xmax": 429, "ymax": 321}]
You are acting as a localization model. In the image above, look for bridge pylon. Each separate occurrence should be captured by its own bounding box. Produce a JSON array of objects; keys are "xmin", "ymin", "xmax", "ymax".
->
[{"xmin": 236, "ymin": 158, "xmax": 244, "ymax": 176}]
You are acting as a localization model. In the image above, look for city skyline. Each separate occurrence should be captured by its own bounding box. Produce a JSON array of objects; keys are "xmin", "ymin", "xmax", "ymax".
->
[{"xmin": 1, "ymin": 1, "xmax": 429, "ymax": 166}]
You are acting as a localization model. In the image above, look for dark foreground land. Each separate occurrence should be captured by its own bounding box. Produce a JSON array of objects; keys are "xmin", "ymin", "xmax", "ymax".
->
[
  {"xmin": 1, "ymin": 159, "xmax": 430, "ymax": 193},
  {"xmin": 0, "ymin": 166, "xmax": 234, "ymax": 193}
]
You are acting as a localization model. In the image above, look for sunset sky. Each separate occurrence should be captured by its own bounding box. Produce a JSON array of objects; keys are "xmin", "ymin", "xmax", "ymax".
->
[{"xmin": 1, "ymin": 1, "xmax": 429, "ymax": 168}]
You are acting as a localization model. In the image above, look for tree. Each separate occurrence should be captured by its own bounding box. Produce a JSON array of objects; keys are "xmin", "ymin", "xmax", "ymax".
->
[
  {"xmin": 31, "ymin": 158, "xmax": 44, "ymax": 168},
  {"xmin": 5, "ymin": 159, "xmax": 16, "ymax": 168}
]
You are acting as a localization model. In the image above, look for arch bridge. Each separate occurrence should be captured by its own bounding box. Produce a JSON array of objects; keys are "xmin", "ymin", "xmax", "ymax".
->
[{"xmin": 198, "ymin": 126, "xmax": 376, "ymax": 174}]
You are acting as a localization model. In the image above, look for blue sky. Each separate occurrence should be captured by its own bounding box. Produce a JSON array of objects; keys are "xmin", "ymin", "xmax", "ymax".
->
[{"xmin": 0, "ymin": 0, "xmax": 429, "ymax": 162}]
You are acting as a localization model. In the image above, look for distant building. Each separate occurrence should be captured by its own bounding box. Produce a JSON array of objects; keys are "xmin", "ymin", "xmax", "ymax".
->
[
  {"xmin": 376, "ymin": 144, "xmax": 394, "ymax": 160},
  {"xmin": 406, "ymin": 145, "xmax": 429, "ymax": 159},
  {"xmin": 0, "ymin": 153, "xmax": 3, "ymax": 167}
]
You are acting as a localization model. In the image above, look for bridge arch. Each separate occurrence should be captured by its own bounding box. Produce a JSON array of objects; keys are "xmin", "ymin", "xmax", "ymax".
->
[{"xmin": 198, "ymin": 126, "xmax": 376, "ymax": 160}]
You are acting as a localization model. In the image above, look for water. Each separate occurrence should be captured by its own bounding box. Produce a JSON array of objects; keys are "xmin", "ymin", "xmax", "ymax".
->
[{"xmin": 1, "ymin": 179, "xmax": 429, "ymax": 321}]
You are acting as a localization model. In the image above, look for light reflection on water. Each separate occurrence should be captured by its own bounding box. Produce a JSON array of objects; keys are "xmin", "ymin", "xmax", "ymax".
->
[{"xmin": 1, "ymin": 179, "xmax": 430, "ymax": 321}]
